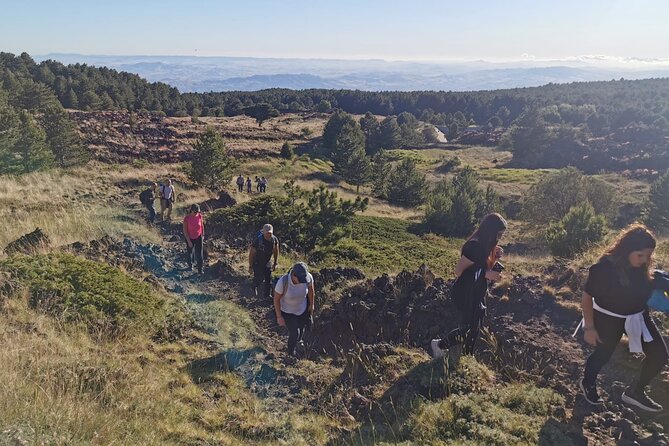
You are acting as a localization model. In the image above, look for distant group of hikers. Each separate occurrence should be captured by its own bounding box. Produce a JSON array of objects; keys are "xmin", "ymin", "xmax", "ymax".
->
[
  {"xmin": 139, "ymin": 179, "xmax": 176, "ymax": 224},
  {"xmin": 236, "ymin": 174, "xmax": 269, "ymax": 193},
  {"xmin": 139, "ymin": 180, "xmax": 669, "ymax": 413}
]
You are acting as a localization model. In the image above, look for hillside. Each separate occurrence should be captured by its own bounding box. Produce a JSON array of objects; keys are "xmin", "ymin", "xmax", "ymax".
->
[{"xmin": 1, "ymin": 104, "xmax": 669, "ymax": 444}]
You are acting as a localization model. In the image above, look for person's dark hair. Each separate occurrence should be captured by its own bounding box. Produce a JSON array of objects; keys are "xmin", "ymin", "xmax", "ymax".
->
[
  {"xmin": 190, "ymin": 203, "xmax": 200, "ymax": 213},
  {"xmin": 468, "ymin": 213, "xmax": 507, "ymax": 267},
  {"xmin": 601, "ymin": 224, "xmax": 656, "ymax": 283}
]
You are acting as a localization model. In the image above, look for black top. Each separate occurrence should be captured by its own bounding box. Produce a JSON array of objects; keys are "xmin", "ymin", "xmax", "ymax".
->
[
  {"xmin": 462, "ymin": 239, "xmax": 489, "ymax": 269},
  {"xmin": 252, "ymin": 234, "xmax": 278, "ymax": 267},
  {"xmin": 584, "ymin": 258, "xmax": 652, "ymax": 315}
]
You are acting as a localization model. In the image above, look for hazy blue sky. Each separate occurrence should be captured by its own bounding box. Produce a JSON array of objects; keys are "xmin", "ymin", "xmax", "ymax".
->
[{"xmin": 2, "ymin": 0, "xmax": 668, "ymax": 61}]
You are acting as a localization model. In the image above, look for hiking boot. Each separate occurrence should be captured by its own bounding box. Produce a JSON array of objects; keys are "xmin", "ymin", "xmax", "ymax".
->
[
  {"xmin": 579, "ymin": 379, "xmax": 604, "ymax": 405},
  {"xmin": 430, "ymin": 339, "xmax": 445, "ymax": 359},
  {"xmin": 622, "ymin": 387, "xmax": 663, "ymax": 412}
]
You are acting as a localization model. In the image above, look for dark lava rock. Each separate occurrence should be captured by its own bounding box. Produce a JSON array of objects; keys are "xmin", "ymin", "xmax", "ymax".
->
[{"xmin": 5, "ymin": 228, "xmax": 51, "ymax": 255}]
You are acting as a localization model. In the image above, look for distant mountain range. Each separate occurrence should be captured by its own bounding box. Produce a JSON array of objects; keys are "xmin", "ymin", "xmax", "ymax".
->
[{"xmin": 36, "ymin": 54, "xmax": 669, "ymax": 92}]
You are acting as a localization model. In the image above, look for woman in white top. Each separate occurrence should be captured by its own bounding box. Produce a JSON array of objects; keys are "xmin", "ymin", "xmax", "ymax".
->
[{"xmin": 274, "ymin": 262, "xmax": 315, "ymax": 356}]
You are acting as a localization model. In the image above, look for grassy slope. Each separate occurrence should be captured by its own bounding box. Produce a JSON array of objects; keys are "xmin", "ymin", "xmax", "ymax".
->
[
  {"xmin": 0, "ymin": 112, "xmax": 666, "ymax": 444},
  {"xmin": 315, "ymin": 215, "xmax": 462, "ymax": 276}
]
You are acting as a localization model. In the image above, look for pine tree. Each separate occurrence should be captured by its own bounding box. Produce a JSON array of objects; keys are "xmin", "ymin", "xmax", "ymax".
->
[
  {"xmin": 244, "ymin": 103, "xmax": 279, "ymax": 127},
  {"xmin": 39, "ymin": 107, "xmax": 89, "ymax": 167},
  {"xmin": 379, "ymin": 116, "xmax": 401, "ymax": 149},
  {"xmin": 340, "ymin": 146, "xmax": 372, "ymax": 193},
  {"xmin": 0, "ymin": 110, "xmax": 54, "ymax": 174},
  {"xmin": 386, "ymin": 158, "xmax": 426, "ymax": 207},
  {"xmin": 189, "ymin": 127, "xmax": 237, "ymax": 191},
  {"xmin": 359, "ymin": 112, "xmax": 381, "ymax": 154}
]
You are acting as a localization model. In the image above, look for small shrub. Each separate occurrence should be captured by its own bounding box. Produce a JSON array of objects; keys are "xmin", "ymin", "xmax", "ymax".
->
[
  {"xmin": 300, "ymin": 127, "xmax": 313, "ymax": 138},
  {"xmin": 546, "ymin": 203, "xmax": 607, "ymax": 258},
  {"xmin": 0, "ymin": 253, "xmax": 190, "ymax": 339},
  {"xmin": 280, "ymin": 142, "xmax": 294, "ymax": 159},
  {"xmin": 436, "ymin": 156, "xmax": 461, "ymax": 173}
]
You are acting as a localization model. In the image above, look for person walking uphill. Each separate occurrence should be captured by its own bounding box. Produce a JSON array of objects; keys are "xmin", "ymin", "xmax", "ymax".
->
[
  {"xmin": 246, "ymin": 177, "xmax": 252, "ymax": 193},
  {"xmin": 183, "ymin": 204, "xmax": 205, "ymax": 274},
  {"xmin": 249, "ymin": 224, "xmax": 279, "ymax": 299},
  {"xmin": 274, "ymin": 262, "xmax": 315, "ymax": 357},
  {"xmin": 431, "ymin": 213, "xmax": 507, "ymax": 360},
  {"xmin": 577, "ymin": 225, "xmax": 668, "ymax": 412},
  {"xmin": 236, "ymin": 174, "xmax": 245, "ymax": 193},
  {"xmin": 159, "ymin": 179, "xmax": 176, "ymax": 221},
  {"xmin": 139, "ymin": 182, "xmax": 158, "ymax": 223}
]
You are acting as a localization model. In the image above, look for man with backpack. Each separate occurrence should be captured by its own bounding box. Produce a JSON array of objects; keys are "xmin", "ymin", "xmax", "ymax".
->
[
  {"xmin": 159, "ymin": 179, "xmax": 176, "ymax": 221},
  {"xmin": 249, "ymin": 223, "xmax": 279, "ymax": 299},
  {"xmin": 139, "ymin": 182, "xmax": 158, "ymax": 223}
]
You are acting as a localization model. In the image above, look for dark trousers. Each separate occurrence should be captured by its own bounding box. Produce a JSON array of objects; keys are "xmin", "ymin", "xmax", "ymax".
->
[
  {"xmin": 247, "ymin": 184, "xmax": 252, "ymax": 193},
  {"xmin": 253, "ymin": 264, "xmax": 272, "ymax": 298},
  {"xmin": 260, "ymin": 184, "xmax": 266, "ymax": 193},
  {"xmin": 440, "ymin": 302, "xmax": 486, "ymax": 355},
  {"xmin": 282, "ymin": 309, "xmax": 309, "ymax": 355},
  {"xmin": 146, "ymin": 201, "xmax": 156, "ymax": 223},
  {"xmin": 584, "ymin": 311, "xmax": 668, "ymax": 390},
  {"xmin": 186, "ymin": 236, "xmax": 204, "ymax": 272},
  {"xmin": 237, "ymin": 183, "xmax": 243, "ymax": 192}
]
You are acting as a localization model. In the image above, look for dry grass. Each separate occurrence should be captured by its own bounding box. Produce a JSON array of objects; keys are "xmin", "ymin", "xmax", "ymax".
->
[{"xmin": 0, "ymin": 275, "xmax": 336, "ymax": 445}]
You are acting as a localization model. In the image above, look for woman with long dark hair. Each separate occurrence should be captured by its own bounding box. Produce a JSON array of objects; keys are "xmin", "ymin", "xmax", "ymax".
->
[
  {"xmin": 578, "ymin": 224, "xmax": 668, "ymax": 412},
  {"xmin": 431, "ymin": 213, "xmax": 507, "ymax": 358}
]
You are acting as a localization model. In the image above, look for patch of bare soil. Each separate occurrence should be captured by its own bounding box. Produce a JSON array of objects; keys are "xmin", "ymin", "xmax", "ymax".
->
[{"xmin": 69, "ymin": 110, "xmax": 320, "ymax": 163}]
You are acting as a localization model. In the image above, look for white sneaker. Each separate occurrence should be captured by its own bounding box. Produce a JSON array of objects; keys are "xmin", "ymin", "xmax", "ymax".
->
[{"xmin": 430, "ymin": 339, "xmax": 445, "ymax": 359}]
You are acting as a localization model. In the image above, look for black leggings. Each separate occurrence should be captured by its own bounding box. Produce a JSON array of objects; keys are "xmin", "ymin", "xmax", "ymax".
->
[
  {"xmin": 282, "ymin": 309, "xmax": 309, "ymax": 355},
  {"xmin": 186, "ymin": 236, "xmax": 203, "ymax": 271},
  {"xmin": 439, "ymin": 302, "xmax": 486, "ymax": 355},
  {"xmin": 584, "ymin": 310, "xmax": 668, "ymax": 390}
]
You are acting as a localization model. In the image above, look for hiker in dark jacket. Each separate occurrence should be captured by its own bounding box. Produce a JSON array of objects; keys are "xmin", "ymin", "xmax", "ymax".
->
[
  {"xmin": 576, "ymin": 225, "xmax": 668, "ymax": 412},
  {"xmin": 249, "ymin": 223, "xmax": 279, "ymax": 299},
  {"xmin": 431, "ymin": 213, "xmax": 507, "ymax": 359},
  {"xmin": 246, "ymin": 177, "xmax": 252, "ymax": 193},
  {"xmin": 140, "ymin": 182, "xmax": 158, "ymax": 223},
  {"xmin": 236, "ymin": 175, "xmax": 245, "ymax": 192}
]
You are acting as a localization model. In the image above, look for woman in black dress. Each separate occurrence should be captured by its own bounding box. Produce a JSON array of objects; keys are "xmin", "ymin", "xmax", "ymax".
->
[
  {"xmin": 578, "ymin": 224, "xmax": 668, "ymax": 412},
  {"xmin": 431, "ymin": 213, "xmax": 507, "ymax": 358}
]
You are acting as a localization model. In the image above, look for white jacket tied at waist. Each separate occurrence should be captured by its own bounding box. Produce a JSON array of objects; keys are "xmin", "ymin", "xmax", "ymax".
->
[{"xmin": 573, "ymin": 300, "xmax": 653, "ymax": 353}]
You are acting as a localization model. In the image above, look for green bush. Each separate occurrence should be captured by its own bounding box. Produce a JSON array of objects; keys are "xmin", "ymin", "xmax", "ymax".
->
[
  {"xmin": 209, "ymin": 183, "xmax": 367, "ymax": 252},
  {"xmin": 523, "ymin": 167, "xmax": 615, "ymax": 224},
  {"xmin": 424, "ymin": 166, "xmax": 500, "ymax": 237},
  {"xmin": 0, "ymin": 253, "xmax": 190, "ymax": 339},
  {"xmin": 405, "ymin": 383, "xmax": 564, "ymax": 446},
  {"xmin": 546, "ymin": 203, "xmax": 607, "ymax": 258},
  {"xmin": 280, "ymin": 142, "xmax": 294, "ymax": 159}
]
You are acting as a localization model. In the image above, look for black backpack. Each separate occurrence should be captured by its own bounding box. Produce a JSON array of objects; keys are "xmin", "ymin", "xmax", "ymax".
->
[{"xmin": 139, "ymin": 188, "xmax": 152, "ymax": 205}]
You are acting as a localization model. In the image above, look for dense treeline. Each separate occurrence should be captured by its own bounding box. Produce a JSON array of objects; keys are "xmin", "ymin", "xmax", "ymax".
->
[
  {"xmin": 4, "ymin": 52, "xmax": 669, "ymax": 127},
  {"xmin": 0, "ymin": 53, "xmax": 87, "ymax": 174},
  {"xmin": 3, "ymin": 51, "xmax": 669, "ymax": 171}
]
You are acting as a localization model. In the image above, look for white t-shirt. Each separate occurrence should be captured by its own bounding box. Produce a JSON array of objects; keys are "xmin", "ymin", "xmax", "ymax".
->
[
  {"xmin": 161, "ymin": 184, "xmax": 174, "ymax": 200},
  {"xmin": 275, "ymin": 272, "xmax": 313, "ymax": 315}
]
